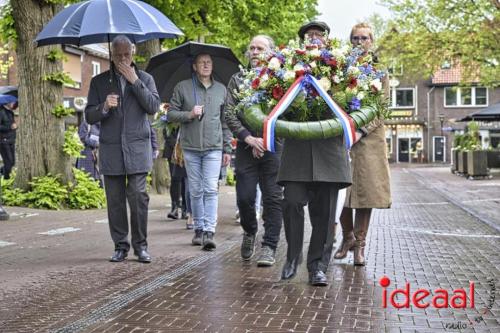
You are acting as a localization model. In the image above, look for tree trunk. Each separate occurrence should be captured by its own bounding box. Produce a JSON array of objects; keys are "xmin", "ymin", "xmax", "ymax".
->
[
  {"xmin": 136, "ymin": 39, "xmax": 169, "ymax": 194},
  {"xmin": 11, "ymin": 0, "xmax": 71, "ymax": 190}
]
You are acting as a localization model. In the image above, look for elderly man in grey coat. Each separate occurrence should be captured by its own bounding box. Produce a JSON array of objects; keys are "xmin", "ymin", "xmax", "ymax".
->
[
  {"xmin": 85, "ymin": 35, "xmax": 160, "ymax": 263},
  {"xmin": 279, "ymin": 22, "xmax": 352, "ymax": 286}
]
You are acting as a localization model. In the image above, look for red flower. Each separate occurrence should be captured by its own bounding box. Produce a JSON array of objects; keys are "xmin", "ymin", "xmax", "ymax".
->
[
  {"xmin": 258, "ymin": 67, "xmax": 268, "ymax": 77},
  {"xmin": 272, "ymin": 85, "xmax": 284, "ymax": 100},
  {"xmin": 251, "ymin": 78, "xmax": 260, "ymax": 89},
  {"xmin": 295, "ymin": 49, "xmax": 306, "ymax": 55},
  {"xmin": 348, "ymin": 77, "xmax": 357, "ymax": 89},
  {"xmin": 326, "ymin": 58, "xmax": 337, "ymax": 68},
  {"xmin": 295, "ymin": 69, "xmax": 305, "ymax": 77},
  {"xmin": 279, "ymin": 44, "xmax": 286, "ymax": 50}
]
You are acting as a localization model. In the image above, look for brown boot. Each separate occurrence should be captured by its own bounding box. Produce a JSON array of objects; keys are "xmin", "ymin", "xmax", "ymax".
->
[
  {"xmin": 333, "ymin": 209, "xmax": 355, "ymax": 259},
  {"xmin": 353, "ymin": 209, "xmax": 371, "ymax": 266}
]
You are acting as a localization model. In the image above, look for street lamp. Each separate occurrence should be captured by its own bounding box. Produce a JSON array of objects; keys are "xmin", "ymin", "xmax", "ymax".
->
[{"xmin": 439, "ymin": 114, "xmax": 445, "ymax": 137}]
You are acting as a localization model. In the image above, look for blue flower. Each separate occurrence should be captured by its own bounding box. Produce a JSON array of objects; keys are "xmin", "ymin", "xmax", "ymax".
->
[
  {"xmin": 349, "ymin": 97, "xmax": 361, "ymax": 111},
  {"xmin": 359, "ymin": 64, "xmax": 373, "ymax": 75},
  {"xmin": 160, "ymin": 115, "xmax": 168, "ymax": 122}
]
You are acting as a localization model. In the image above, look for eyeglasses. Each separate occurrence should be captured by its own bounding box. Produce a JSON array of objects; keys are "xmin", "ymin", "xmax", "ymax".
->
[{"xmin": 351, "ymin": 36, "xmax": 370, "ymax": 41}]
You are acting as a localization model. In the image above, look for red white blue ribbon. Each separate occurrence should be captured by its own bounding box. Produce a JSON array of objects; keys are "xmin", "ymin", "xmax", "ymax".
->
[{"xmin": 263, "ymin": 74, "xmax": 356, "ymax": 152}]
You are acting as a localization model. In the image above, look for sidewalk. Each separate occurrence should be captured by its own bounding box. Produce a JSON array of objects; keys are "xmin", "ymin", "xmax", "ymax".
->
[{"xmin": 0, "ymin": 166, "xmax": 499, "ymax": 332}]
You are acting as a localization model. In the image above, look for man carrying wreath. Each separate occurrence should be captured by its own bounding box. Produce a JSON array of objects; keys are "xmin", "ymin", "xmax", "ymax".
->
[{"xmin": 279, "ymin": 21, "xmax": 352, "ymax": 286}]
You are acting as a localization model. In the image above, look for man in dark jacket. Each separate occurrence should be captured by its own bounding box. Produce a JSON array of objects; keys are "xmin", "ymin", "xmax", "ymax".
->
[
  {"xmin": 85, "ymin": 35, "xmax": 160, "ymax": 263},
  {"xmin": 225, "ymin": 35, "xmax": 283, "ymax": 266},
  {"xmin": 0, "ymin": 95, "xmax": 18, "ymax": 180},
  {"xmin": 279, "ymin": 22, "xmax": 352, "ymax": 286}
]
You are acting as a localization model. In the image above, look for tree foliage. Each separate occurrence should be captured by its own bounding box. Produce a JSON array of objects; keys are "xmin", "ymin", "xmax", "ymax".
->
[
  {"xmin": 378, "ymin": 0, "xmax": 500, "ymax": 87},
  {"xmin": 145, "ymin": 0, "xmax": 318, "ymax": 61}
]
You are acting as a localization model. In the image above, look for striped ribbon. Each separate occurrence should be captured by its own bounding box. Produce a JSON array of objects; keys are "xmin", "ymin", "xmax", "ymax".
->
[{"xmin": 262, "ymin": 74, "xmax": 356, "ymax": 152}]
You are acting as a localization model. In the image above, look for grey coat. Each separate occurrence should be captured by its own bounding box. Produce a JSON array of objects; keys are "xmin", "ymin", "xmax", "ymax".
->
[
  {"xmin": 277, "ymin": 136, "xmax": 352, "ymax": 188},
  {"xmin": 168, "ymin": 77, "xmax": 232, "ymax": 154},
  {"xmin": 85, "ymin": 68, "xmax": 160, "ymax": 175}
]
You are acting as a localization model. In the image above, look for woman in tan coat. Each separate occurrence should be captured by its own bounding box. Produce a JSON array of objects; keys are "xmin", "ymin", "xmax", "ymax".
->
[{"xmin": 334, "ymin": 23, "xmax": 391, "ymax": 266}]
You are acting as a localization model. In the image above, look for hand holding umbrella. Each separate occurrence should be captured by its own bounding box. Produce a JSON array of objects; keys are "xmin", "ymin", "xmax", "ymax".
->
[{"xmin": 190, "ymin": 105, "xmax": 204, "ymax": 121}]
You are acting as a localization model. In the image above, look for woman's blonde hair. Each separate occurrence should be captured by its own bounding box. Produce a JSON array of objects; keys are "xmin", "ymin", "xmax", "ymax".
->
[{"xmin": 350, "ymin": 22, "xmax": 374, "ymax": 42}]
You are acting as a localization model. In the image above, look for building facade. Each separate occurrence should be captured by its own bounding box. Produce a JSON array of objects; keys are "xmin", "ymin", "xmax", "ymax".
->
[
  {"xmin": 0, "ymin": 44, "xmax": 109, "ymax": 125},
  {"xmin": 385, "ymin": 65, "xmax": 500, "ymax": 164}
]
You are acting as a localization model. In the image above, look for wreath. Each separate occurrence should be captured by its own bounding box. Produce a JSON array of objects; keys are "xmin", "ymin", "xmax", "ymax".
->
[{"xmin": 235, "ymin": 38, "xmax": 388, "ymax": 148}]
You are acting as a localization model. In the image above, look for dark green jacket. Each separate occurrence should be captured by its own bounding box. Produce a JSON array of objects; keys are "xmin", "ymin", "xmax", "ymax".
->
[{"xmin": 168, "ymin": 77, "xmax": 232, "ymax": 153}]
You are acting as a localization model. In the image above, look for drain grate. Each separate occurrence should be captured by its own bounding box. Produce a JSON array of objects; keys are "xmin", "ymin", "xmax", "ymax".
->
[{"xmin": 52, "ymin": 241, "xmax": 238, "ymax": 333}]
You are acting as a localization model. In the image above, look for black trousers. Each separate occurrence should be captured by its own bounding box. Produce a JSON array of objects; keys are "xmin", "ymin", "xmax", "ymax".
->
[
  {"xmin": 0, "ymin": 142, "xmax": 15, "ymax": 179},
  {"xmin": 235, "ymin": 141, "xmax": 283, "ymax": 250},
  {"xmin": 168, "ymin": 161, "xmax": 186, "ymax": 210},
  {"xmin": 104, "ymin": 173, "xmax": 149, "ymax": 253},
  {"xmin": 282, "ymin": 182, "xmax": 339, "ymax": 272}
]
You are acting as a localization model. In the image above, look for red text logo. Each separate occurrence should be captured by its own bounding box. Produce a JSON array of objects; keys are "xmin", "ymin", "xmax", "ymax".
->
[{"xmin": 379, "ymin": 276, "xmax": 474, "ymax": 309}]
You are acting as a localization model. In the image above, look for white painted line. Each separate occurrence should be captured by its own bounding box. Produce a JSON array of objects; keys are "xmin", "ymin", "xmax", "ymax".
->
[
  {"xmin": 38, "ymin": 227, "xmax": 81, "ymax": 235},
  {"xmin": 148, "ymin": 209, "xmax": 158, "ymax": 213},
  {"xmin": 8, "ymin": 212, "xmax": 40, "ymax": 218},
  {"xmin": 397, "ymin": 202, "xmax": 449, "ymax": 206},
  {"xmin": 462, "ymin": 198, "xmax": 500, "ymax": 203},
  {"xmin": 95, "ymin": 218, "xmax": 108, "ymax": 224},
  {"xmin": 0, "ymin": 240, "xmax": 16, "ymax": 247},
  {"xmin": 391, "ymin": 227, "xmax": 500, "ymax": 238}
]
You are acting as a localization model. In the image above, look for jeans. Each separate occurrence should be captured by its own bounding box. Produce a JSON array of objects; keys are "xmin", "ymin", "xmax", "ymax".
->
[{"xmin": 183, "ymin": 149, "xmax": 222, "ymax": 233}]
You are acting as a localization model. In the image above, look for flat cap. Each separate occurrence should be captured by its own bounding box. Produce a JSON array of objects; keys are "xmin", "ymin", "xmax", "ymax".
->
[{"xmin": 298, "ymin": 21, "xmax": 330, "ymax": 39}]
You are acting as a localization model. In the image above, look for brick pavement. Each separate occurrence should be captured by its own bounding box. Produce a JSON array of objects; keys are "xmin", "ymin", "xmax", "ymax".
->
[{"xmin": 1, "ymin": 166, "xmax": 499, "ymax": 332}]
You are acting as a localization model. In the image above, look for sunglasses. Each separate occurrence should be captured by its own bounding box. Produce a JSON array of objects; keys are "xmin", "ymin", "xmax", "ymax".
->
[{"xmin": 351, "ymin": 36, "xmax": 370, "ymax": 41}]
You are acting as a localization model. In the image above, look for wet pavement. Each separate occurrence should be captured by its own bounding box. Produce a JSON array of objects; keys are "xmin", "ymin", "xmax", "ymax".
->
[{"xmin": 0, "ymin": 165, "xmax": 499, "ymax": 333}]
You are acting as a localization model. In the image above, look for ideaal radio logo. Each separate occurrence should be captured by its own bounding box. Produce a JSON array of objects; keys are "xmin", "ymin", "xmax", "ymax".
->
[{"xmin": 379, "ymin": 276, "xmax": 496, "ymax": 330}]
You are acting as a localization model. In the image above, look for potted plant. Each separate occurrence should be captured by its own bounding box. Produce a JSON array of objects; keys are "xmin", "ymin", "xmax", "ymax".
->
[{"xmin": 464, "ymin": 121, "xmax": 488, "ymax": 178}]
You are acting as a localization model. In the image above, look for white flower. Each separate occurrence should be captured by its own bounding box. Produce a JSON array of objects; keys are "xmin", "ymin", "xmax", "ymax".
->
[
  {"xmin": 347, "ymin": 66, "xmax": 361, "ymax": 76},
  {"xmin": 284, "ymin": 70, "xmax": 296, "ymax": 82},
  {"xmin": 293, "ymin": 64, "xmax": 305, "ymax": 72},
  {"xmin": 268, "ymin": 57, "xmax": 281, "ymax": 71},
  {"xmin": 357, "ymin": 92, "xmax": 365, "ymax": 100},
  {"xmin": 370, "ymin": 79, "xmax": 382, "ymax": 92},
  {"xmin": 309, "ymin": 49, "xmax": 321, "ymax": 58},
  {"xmin": 309, "ymin": 61, "xmax": 317, "ymax": 69},
  {"xmin": 318, "ymin": 77, "xmax": 331, "ymax": 92},
  {"xmin": 332, "ymin": 75, "xmax": 341, "ymax": 84}
]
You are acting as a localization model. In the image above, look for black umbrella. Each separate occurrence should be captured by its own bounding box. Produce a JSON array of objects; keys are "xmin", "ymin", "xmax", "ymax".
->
[
  {"xmin": 146, "ymin": 41, "xmax": 241, "ymax": 101},
  {"xmin": 458, "ymin": 103, "xmax": 500, "ymax": 122},
  {"xmin": 0, "ymin": 86, "xmax": 17, "ymax": 97}
]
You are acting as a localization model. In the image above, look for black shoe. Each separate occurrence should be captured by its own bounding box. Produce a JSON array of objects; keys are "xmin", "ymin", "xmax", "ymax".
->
[
  {"xmin": 110, "ymin": 249, "xmax": 127, "ymax": 262},
  {"xmin": 192, "ymin": 229, "xmax": 203, "ymax": 245},
  {"xmin": 281, "ymin": 255, "xmax": 302, "ymax": 280},
  {"xmin": 256, "ymin": 246, "xmax": 276, "ymax": 267},
  {"xmin": 202, "ymin": 231, "xmax": 216, "ymax": 251},
  {"xmin": 181, "ymin": 210, "xmax": 188, "ymax": 219},
  {"xmin": 167, "ymin": 208, "xmax": 179, "ymax": 220},
  {"xmin": 136, "ymin": 249, "xmax": 152, "ymax": 263},
  {"xmin": 241, "ymin": 232, "xmax": 256, "ymax": 261},
  {"xmin": 308, "ymin": 270, "xmax": 328, "ymax": 286}
]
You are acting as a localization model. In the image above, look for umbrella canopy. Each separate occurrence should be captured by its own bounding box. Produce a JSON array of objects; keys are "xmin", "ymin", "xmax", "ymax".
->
[
  {"xmin": 0, "ymin": 94, "xmax": 17, "ymax": 105},
  {"xmin": 146, "ymin": 41, "xmax": 241, "ymax": 101},
  {"xmin": 458, "ymin": 103, "xmax": 500, "ymax": 122},
  {"xmin": 0, "ymin": 86, "xmax": 17, "ymax": 97},
  {"xmin": 35, "ymin": 0, "xmax": 183, "ymax": 46}
]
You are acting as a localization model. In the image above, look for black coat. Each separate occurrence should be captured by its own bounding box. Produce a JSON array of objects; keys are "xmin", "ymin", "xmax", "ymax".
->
[
  {"xmin": 277, "ymin": 136, "xmax": 352, "ymax": 188},
  {"xmin": 0, "ymin": 106, "xmax": 16, "ymax": 144},
  {"xmin": 85, "ymin": 68, "xmax": 160, "ymax": 175}
]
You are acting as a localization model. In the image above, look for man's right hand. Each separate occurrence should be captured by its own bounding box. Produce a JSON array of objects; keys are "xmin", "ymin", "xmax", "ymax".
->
[
  {"xmin": 189, "ymin": 105, "xmax": 204, "ymax": 119},
  {"xmin": 104, "ymin": 94, "xmax": 119, "ymax": 111},
  {"xmin": 244, "ymin": 135, "xmax": 265, "ymax": 154}
]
